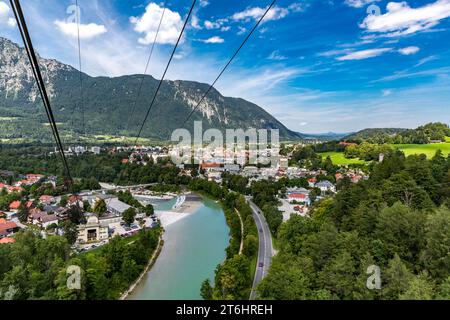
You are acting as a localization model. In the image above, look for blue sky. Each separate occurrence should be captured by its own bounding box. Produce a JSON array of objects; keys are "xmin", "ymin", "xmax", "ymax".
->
[{"xmin": 0, "ymin": 0, "xmax": 449, "ymax": 133}]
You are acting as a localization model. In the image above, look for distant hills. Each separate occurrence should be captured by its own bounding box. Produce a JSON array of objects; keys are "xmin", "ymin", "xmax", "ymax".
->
[
  {"xmin": 0, "ymin": 37, "xmax": 301, "ymax": 143},
  {"xmin": 343, "ymin": 123, "xmax": 450, "ymax": 144}
]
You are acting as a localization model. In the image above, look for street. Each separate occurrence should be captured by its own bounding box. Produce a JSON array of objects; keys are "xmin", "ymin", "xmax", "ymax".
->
[{"xmin": 247, "ymin": 198, "xmax": 274, "ymax": 300}]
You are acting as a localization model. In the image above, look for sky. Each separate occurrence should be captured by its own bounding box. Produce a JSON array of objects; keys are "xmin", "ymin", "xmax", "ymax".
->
[{"xmin": 0, "ymin": 0, "xmax": 449, "ymax": 133}]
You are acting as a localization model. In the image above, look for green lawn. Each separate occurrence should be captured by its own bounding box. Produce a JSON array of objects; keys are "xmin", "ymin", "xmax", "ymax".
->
[
  {"xmin": 320, "ymin": 151, "xmax": 367, "ymax": 165},
  {"xmin": 391, "ymin": 140, "xmax": 450, "ymax": 158}
]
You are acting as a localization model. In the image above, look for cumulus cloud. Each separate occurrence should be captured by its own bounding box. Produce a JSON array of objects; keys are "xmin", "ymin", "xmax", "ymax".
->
[
  {"xmin": 360, "ymin": 0, "xmax": 450, "ymax": 37},
  {"xmin": 345, "ymin": 0, "xmax": 381, "ymax": 8},
  {"xmin": 54, "ymin": 20, "xmax": 107, "ymax": 39},
  {"xmin": 337, "ymin": 48, "xmax": 392, "ymax": 60},
  {"xmin": 398, "ymin": 46, "xmax": 420, "ymax": 55},
  {"xmin": 130, "ymin": 2, "xmax": 183, "ymax": 45},
  {"xmin": 232, "ymin": 6, "xmax": 289, "ymax": 22},
  {"xmin": 0, "ymin": 1, "xmax": 16, "ymax": 27},
  {"xmin": 201, "ymin": 36, "xmax": 224, "ymax": 44},
  {"xmin": 231, "ymin": 3, "xmax": 305, "ymax": 23}
]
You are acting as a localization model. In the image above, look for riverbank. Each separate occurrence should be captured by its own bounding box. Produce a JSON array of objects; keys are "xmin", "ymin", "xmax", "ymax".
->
[
  {"xmin": 155, "ymin": 194, "xmax": 203, "ymax": 227},
  {"xmin": 119, "ymin": 232, "xmax": 165, "ymax": 300}
]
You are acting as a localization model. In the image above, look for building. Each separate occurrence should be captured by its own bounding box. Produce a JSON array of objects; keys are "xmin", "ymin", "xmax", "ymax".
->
[
  {"xmin": 77, "ymin": 216, "xmax": 109, "ymax": 243},
  {"xmin": 315, "ymin": 180, "xmax": 336, "ymax": 194},
  {"xmin": 91, "ymin": 146, "xmax": 101, "ymax": 154},
  {"xmin": 308, "ymin": 178, "xmax": 317, "ymax": 188},
  {"xmin": 105, "ymin": 198, "xmax": 132, "ymax": 215},
  {"xmin": 0, "ymin": 237, "xmax": 15, "ymax": 244},
  {"xmin": 39, "ymin": 195, "xmax": 55, "ymax": 205},
  {"xmin": 0, "ymin": 219, "xmax": 19, "ymax": 239},
  {"xmin": 9, "ymin": 201, "xmax": 21, "ymax": 212},
  {"xmin": 278, "ymin": 157, "xmax": 289, "ymax": 170},
  {"xmin": 287, "ymin": 188, "xmax": 311, "ymax": 205}
]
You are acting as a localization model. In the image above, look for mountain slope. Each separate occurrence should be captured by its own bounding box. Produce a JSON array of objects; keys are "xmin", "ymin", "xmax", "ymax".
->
[{"xmin": 0, "ymin": 37, "xmax": 301, "ymax": 142}]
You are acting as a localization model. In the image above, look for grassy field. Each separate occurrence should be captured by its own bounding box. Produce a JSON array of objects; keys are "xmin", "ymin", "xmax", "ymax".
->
[
  {"xmin": 391, "ymin": 140, "xmax": 450, "ymax": 158},
  {"xmin": 320, "ymin": 138, "xmax": 450, "ymax": 165},
  {"xmin": 320, "ymin": 151, "xmax": 367, "ymax": 165}
]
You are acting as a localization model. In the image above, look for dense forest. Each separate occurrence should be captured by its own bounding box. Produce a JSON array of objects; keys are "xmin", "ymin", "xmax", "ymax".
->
[
  {"xmin": 0, "ymin": 228, "xmax": 161, "ymax": 300},
  {"xmin": 344, "ymin": 122, "xmax": 450, "ymax": 144},
  {"xmin": 0, "ymin": 147, "xmax": 188, "ymax": 186},
  {"xmin": 258, "ymin": 150, "xmax": 450, "ymax": 299}
]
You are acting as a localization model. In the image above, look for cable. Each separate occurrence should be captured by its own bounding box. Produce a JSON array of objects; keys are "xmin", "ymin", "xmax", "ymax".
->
[
  {"xmin": 134, "ymin": 0, "xmax": 197, "ymax": 145},
  {"xmin": 179, "ymin": 0, "xmax": 277, "ymax": 129},
  {"xmin": 75, "ymin": 0, "xmax": 85, "ymax": 136},
  {"xmin": 126, "ymin": 3, "xmax": 167, "ymax": 132},
  {"xmin": 10, "ymin": 0, "xmax": 73, "ymax": 183}
]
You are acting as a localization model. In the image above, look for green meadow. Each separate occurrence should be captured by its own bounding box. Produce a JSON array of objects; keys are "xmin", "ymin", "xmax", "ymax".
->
[
  {"xmin": 320, "ymin": 138, "xmax": 450, "ymax": 166},
  {"xmin": 391, "ymin": 139, "xmax": 450, "ymax": 158},
  {"xmin": 319, "ymin": 151, "xmax": 367, "ymax": 165}
]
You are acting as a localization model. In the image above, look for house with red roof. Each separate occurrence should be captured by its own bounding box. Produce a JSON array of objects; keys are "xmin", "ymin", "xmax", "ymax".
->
[
  {"xmin": 0, "ymin": 237, "xmax": 15, "ymax": 244},
  {"xmin": 9, "ymin": 201, "xmax": 21, "ymax": 212},
  {"xmin": 39, "ymin": 195, "xmax": 55, "ymax": 204},
  {"xmin": 0, "ymin": 219, "xmax": 19, "ymax": 238},
  {"xmin": 308, "ymin": 178, "xmax": 317, "ymax": 188}
]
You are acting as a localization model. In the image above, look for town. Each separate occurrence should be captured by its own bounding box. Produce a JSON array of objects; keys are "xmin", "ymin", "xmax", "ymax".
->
[{"xmin": 1, "ymin": 142, "xmax": 368, "ymax": 249}]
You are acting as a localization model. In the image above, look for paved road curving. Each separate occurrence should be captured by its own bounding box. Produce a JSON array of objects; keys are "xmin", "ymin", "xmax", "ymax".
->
[{"xmin": 247, "ymin": 198, "xmax": 274, "ymax": 300}]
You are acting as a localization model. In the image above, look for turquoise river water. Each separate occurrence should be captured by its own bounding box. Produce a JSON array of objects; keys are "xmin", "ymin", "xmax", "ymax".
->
[{"xmin": 127, "ymin": 197, "xmax": 229, "ymax": 300}]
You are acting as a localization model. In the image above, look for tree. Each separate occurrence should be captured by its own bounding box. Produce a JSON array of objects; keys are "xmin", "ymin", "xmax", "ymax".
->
[
  {"xmin": 60, "ymin": 220, "xmax": 78, "ymax": 245},
  {"xmin": 399, "ymin": 272, "xmax": 434, "ymax": 300},
  {"xmin": 59, "ymin": 195, "xmax": 68, "ymax": 207},
  {"xmin": 122, "ymin": 208, "xmax": 137, "ymax": 226},
  {"xmin": 83, "ymin": 200, "xmax": 92, "ymax": 212},
  {"xmin": 243, "ymin": 235, "xmax": 258, "ymax": 258},
  {"xmin": 421, "ymin": 206, "xmax": 450, "ymax": 281},
  {"xmin": 382, "ymin": 254, "xmax": 413, "ymax": 299},
  {"xmin": 200, "ymin": 279, "xmax": 213, "ymax": 300},
  {"xmin": 17, "ymin": 202, "xmax": 29, "ymax": 223},
  {"xmin": 93, "ymin": 199, "xmax": 107, "ymax": 216},
  {"xmin": 144, "ymin": 204, "xmax": 154, "ymax": 217}
]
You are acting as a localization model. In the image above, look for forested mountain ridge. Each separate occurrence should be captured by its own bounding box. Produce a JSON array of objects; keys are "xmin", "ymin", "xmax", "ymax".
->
[
  {"xmin": 0, "ymin": 37, "xmax": 301, "ymax": 142},
  {"xmin": 344, "ymin": 123, "xmax": 450, "ymax": 144}
]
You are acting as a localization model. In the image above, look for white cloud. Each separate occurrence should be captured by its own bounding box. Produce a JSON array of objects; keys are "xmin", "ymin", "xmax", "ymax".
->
[
  {"xmin": 54, "ymin": 20, "xmax": 107, "ymax": 39},
  {"xmin": 232, "ymin": 6, "xmax": 289, "ymax": 22},
  {"xmin": 268, "ymin": 50, "xmax": 287, "ymax": 60},
  {"xmin": 415, "ymin": 55, "xmax": 438, "ymax": 67},
  {"xmin": 130, "ymin": 2, "xmax": 183, "ymax": 45},
  {"xmin": 237, "ymin": 26, "xmax": 247, "ymax": 35},
  {"xmin": 360, "ymin": 0, "xmax": 450, "ymax": 37},
  {"xmin": 204, "ymin": 19, "xmax": 220, "ymax": 29},
  {"xmin": 201, "ymin": 36, "xmax": 224, "ymax": 44},
  {"xmin": 220, "ymin": 26, "xmax": 231, "ymax": 32},
  {"xmin": 398, "ymin": 46, "xmax": 420, "ymax": 55},
  {"xmin": 382, "ymin": 89, "xmax": 393, "ymax": 96},
  {"xmin": 345, "ymin": 0, "xmax": 381, "ymax": 8},
  {"xmin": 337, "ymin": 48, "xmax": 392, "ymax": 60},
  {"xmin": 200, "ymin": 0, "xmax": 210, "ymax": 8},
  {"xmin": 191, "ymin": 15, "xmax": 201, "ymax": 29},
  {"xmin": 0, "ymin": 1, "xmax": 16, "ymax": 27}
]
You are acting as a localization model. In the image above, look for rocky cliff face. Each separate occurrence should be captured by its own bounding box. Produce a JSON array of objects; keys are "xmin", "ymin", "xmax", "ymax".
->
[{"xmin": 0, "ymin": 37, "xmax": 300, "ymax": 140}]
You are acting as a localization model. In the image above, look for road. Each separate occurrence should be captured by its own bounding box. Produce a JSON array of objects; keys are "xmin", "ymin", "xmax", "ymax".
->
[{"xmin": 247, "ymin": 198, "xmax": 274, "ymax": 300}]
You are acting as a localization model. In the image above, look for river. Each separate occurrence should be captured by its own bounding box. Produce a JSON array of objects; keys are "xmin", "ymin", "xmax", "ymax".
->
[{"xmin": 127, "ymin": 197, "xmax": 229, "ymax": 300}]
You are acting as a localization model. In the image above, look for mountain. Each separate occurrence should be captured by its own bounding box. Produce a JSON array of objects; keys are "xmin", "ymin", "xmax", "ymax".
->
[
  {"xmin": 0, "ymin": 37, "xmax": 301, "ymax": 143},
  {"xmin": 343, "ymin": 123, "xmax": 449, "ymax": 144},
  {"xmin": 343, "ymin": 128, "xmax": 408, "ymax": 141},
  {"xmin": 300, "ymin": 132, "xmax": 350, "ymax": 141}
]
